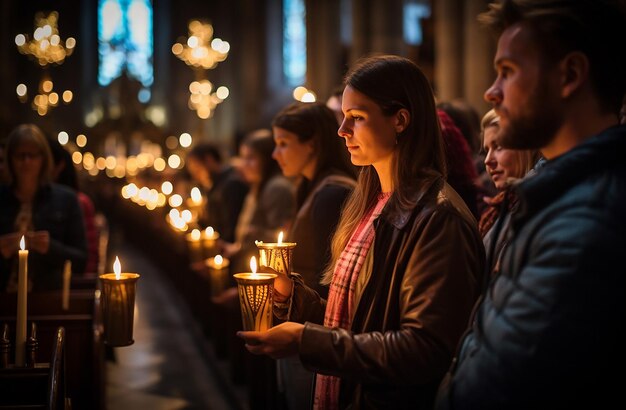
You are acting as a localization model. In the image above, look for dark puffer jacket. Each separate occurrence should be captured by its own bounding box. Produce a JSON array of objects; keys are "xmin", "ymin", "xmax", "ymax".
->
[{"xmin": 436, "ymin": 125, "xmax": 626, "ymax": 409}]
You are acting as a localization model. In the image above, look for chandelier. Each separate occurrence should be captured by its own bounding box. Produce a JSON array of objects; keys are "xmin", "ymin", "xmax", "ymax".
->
[
  {"xmin": 172, "ymin": 20, "xmax": 230, "ymax": 120},
  {"xmin": 15, "ymin": 11, "xmax": 75, "ymax": 67},
  {"xmin": 172, "ymin": 20, "xmax": 230, "ymax": 69}
]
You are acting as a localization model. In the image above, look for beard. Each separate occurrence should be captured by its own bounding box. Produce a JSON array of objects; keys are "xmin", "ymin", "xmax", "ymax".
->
[{"xmin": 496, "ymin": 81, "xmax": 563, "ymax": 151}]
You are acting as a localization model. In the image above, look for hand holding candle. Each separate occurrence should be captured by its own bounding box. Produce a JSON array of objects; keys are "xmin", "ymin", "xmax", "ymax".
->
[
  {"xmin": 255, "ymin": 231, "xmax": 297, "ymax": 277},
  {"xmin": 233, "ymin": 256, "xmax": 277, "ymax": 331},
  {"xmin": 99, "ymin": 256, "xmax": 140, "ymax": 346}
]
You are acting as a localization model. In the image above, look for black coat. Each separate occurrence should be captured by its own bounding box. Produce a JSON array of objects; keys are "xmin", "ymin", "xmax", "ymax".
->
[{"xmin": 436, "ymin": 125, "xmax": 626, "ymax": 409}]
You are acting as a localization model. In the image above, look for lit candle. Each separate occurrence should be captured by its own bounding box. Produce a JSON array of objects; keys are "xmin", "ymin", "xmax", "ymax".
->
[
  {"xmin": 255, "ymin": 231, "xmax": 297, "ymax": 276},
  {"xmin": 99, "ymin": 256, "xmax": 140, "ymax": 346},
  {"xmin": 202, "ymin": 226, "xmax": 220, "ymax": 258},
  {"xmin": 62, "ymin": 260, "xmax": 72, "ymax": 311},
  {"xmin": 15, "ymin": 236, "xmax": 28, "ymax": 367},
  {"xmin": 233, "ymin": 256, "xmax": 277, "ymax": 331},
  {"xmin": 206, "ymin": 254, "xmax": 230, "ymax": 297},
  {"xmin": 186, "ymin": 228, "xmax": 203, "ymax": 263}
]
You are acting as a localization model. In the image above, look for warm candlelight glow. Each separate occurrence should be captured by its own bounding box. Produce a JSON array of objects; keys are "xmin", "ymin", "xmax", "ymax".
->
[
  {"xmin": 191, "ymin": 229, "xmax": 201, "ymax": 241},
  {"xmin": 278, "ymin": 231, "xmax": 284, "ymax": 244},
  {"xmin": 20, "ymin": 236, "xmax": 25, "ymax": 250},
  {"xmin": 191, "ymin": 187, "xmax": 202, "ymax": 203},
  {"xmin": 205, "ymin": 226, "xmax": 214, "ymax": 237},
  {"xmin": 215, "ymin": 254, "xmax": 223, "ymax": 266},
  {"xmin": 114, "ymin": 256, "xmax": 121, "ymax": 280},
  {"xmin": 250, "ymin": 256, "xmax": 257, "ymax": 276}
]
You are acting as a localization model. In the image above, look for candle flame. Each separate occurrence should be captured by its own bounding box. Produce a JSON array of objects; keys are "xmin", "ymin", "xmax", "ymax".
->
[
  {"xmin": 278, "ymin": 231, "xmax": 284, "ymax": 244},
  {"xmin": 20, "ymin": 235, "xmax": 25, "ymax": 251},
  {"xmin": 250, "ymin": 256, "xmax": 257, "ymax": 275},
  {"xmin": 215, "ymin": 254, "xmax": 223, "ymax": 266},
  {"xmin": 190, "ymin": 187, "xmax": 202, "ymax": 203},
  {"xmin": 191, "ymin": 229, "xmax": 201, "ymax": 241},
  {"xmin": 205, "ymin": 226, "xmax": 214, "ymax": 237},
  {"xmin": 114, "ymin": 256, "xmax": 121, "ymax": 280}
]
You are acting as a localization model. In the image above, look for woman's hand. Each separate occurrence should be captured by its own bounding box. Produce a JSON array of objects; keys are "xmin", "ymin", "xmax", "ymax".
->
[
  {"xmin": 237, "ymin": 321, "xmax": 304, "ymax": 359},
  {"xmin": 27, "ymin": 231, "xmax": 50, "ymax": 254},
  {"xmin": 257, "ymin": 265, "xmax": 292, "ymax": 300},
  {"xmin": 0, "ymin": 233, "xmax": 21, "ymax": 259}
]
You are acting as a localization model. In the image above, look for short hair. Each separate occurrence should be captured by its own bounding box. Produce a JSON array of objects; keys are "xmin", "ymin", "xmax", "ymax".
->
[
  {"xmin": 5, "ymin": 124, "xmax": 54, "ymax": 186},
  {"xmin": 187, "ymin": 143, "xmax": 222, "ymax": 164},
  {"xmin": 479, "ymin": 0, "xmax": 626, "ymax": 114}
]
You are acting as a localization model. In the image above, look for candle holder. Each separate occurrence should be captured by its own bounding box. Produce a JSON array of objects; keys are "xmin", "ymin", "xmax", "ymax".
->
[
  {"xmin": 99, "ymin": 273, "xmax": 140, "ymax": 346},
  {"xmin": 186, "ymin": 230, "xmax": 204, "ymax": 264},
  {"xmin": 205, "ymin": 256, "xmax": 230, "ymax": 297},
  {"xmin": 255, "ymin": 240, "xmax": 297, "ymax": 276},
  {"xmin": 202, "ymin": 228, "xmax": 220, "ymax": 259},
  {"xmin": 233, "ymin": 273, "xmax": 277, "ymax": 331}
]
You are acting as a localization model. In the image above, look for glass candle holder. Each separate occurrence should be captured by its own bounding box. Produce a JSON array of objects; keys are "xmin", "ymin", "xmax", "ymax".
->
[
  {"xmin": 186, "ymin": 229, "xmax": 204, "ymax": 264},
  {"xmin": 255, "ymin": 240, "xmax": 297, "ymax": 276},
  {"xmin": 233, "ymin": 273, "xmax": 277, "ymax": 331},
  {"xmin": 99, "ymin": 272, "xmax": 140, "ymax": 346},
  {"xmin": 205, "ymin": 255, "xmax": 230, "ymax": 297},
  {"xmin": 202, "ymin": 227, "xmax": 220, "ymax": 259}
]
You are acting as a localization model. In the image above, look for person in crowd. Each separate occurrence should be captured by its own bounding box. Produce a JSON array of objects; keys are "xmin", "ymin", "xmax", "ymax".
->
[
  {"xmin": 238, "ymin": 55, "xmax": 485, "ymax": 409},
  {"xmin": 437, "ymin": 109, "xmax": 480, "ymax": 219},
  {"xmin": 436, "ymin": 1, "xmax": 626, "ymax": 408},
  {"xmin": 186, "ymin": 143, "xmax": 248, "ymax": 243},
  {"xmin": 0, "ymin": 124, "xmax": 87, "ymax": 291},
  {"xmin": 325, "ymin": 86, "xmax": 345, "ymax": 126},
  {"xmin": 48, "ymin": 138, "xmax": 99, "ymax": 275},
  {"xmin": 478, "ymin": 109, "xmax": 539, "ymax": 276},
  {"xmin": 271, "ymin": 101, "xmax": 357, "ymax": 409},
  {"xmin": 219, "ymin": 130, "xmax": 295, "ymax": 273},
  {"xmin": 438, "ymin": 100, "xmax": 498, "ymax": 210}
]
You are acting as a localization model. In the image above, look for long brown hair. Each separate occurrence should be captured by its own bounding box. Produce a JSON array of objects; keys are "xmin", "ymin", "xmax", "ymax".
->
[
  {"xmin": 322, "ymin": 55, "xmax": 446, "ymax": 284},
  {"xmin": 272, "ymin": 102, "xmax": 356, "ymax": 206}
]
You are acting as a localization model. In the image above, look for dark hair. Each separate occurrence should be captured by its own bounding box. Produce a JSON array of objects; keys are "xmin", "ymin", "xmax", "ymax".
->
[
  {"xmin": 479, "ymin": 0, "xmax": 626, "ymax": 114},
  {"xmin": 47, "ymin": 137, "xmax": 79, "ymax": 190},
  {"xmin": 187, "ymin": 143, "xmax": 222, "ymax": 164},
  {"xmin": 437, "ymin": 100, "xmax": 482, "ymax": 154},
  {"xmin": 5, "ymin": 124, "xmax": 54, "ymax": 186},
  {"xmin": 324, "ymin": 55, "xmax": 446, "ymax": 283},
  {"xmin": 272, "ymin": 102, "xmax": 357, "ymax": 205},
  {"xmin": 241, "ymin": 129, "xmax": 281, "ymax": 198}
]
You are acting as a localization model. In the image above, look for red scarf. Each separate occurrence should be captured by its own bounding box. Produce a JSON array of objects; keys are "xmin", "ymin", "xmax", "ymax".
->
[{"xmin": 314, "ymin": 192, "xmax": 391, "ymax": 409}]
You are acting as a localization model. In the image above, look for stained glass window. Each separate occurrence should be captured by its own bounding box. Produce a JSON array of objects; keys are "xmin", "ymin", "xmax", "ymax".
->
[
  {"xmin": 403, "ymin": 0, "xmax": 431, "ymax": 46},
  {"xmin": 283, "ymin": 0, "xmax": 306, "ymax": 86},
  {"xmin": 98, "ymin": 0, "xmax": 153, "ymax": 90}
]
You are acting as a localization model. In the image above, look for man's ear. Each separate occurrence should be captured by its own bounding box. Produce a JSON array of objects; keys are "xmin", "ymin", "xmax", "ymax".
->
[
  {"xmin": 560, "ymin": 51, "xmax": 589, "ymax": 99},
  {"xmin": 394, "ymin": 108, "xmax": 411, "ymax": 134}
]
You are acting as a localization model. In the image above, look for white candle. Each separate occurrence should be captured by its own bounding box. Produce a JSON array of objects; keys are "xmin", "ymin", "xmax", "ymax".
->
[
  {"xmin": 15, "ymin": 235, "xmax": 28, "ymax": 367},
  {"xmin": 62, "ymin": 260, "xmax": 72, "ymax": 311}
]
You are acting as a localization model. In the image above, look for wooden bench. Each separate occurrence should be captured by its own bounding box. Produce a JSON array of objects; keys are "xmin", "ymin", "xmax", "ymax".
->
[
  {"xmin": 0, "ymin": 326, "xmax": 68, "ymax": 409},
  {"xmin": 0, "ymin": 291, "xmax": 105, "ymax": 410}
]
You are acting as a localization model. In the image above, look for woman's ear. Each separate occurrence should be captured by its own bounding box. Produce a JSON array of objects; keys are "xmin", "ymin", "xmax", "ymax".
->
[{"xmin": 394, "ymin": 108, "xmax": 410, "ymax": 134}]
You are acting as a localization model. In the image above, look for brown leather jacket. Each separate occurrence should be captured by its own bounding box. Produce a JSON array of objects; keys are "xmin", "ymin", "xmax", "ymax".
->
[{"xmin": 284, "ymin": 177, "xmax": 485, "ymax": 409}]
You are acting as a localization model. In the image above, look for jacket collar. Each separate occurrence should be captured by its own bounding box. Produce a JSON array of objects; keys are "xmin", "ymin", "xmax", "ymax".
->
[
  {"xmin": 514, "ymin": 124, "xmax": 626, "ymax": 222},
  {"xmin": 379, "ymin": 173, "xmax": 444, "ymax": 230}
]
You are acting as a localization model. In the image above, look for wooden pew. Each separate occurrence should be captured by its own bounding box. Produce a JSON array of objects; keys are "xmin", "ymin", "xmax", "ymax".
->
[
  {"xmin": 0, "ymin": 291, "xmax": 105, "ymax": 410},
  {"xmin": 0, "ymin": 327, "xmax": 68, "ymax": 409}
]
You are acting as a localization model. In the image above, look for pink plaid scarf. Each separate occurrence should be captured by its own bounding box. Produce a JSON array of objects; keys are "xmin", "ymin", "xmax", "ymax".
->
[{"xmin": 313, "ymin": 192, "xmax": 391, "ymax": 410}]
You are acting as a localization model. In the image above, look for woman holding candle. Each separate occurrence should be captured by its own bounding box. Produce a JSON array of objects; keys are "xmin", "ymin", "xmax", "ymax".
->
[
  {"xmin": 0, "ymin": 124, "xmax": 87, "ymax": 291},
  {"xmin": 271, "ymin": 102, "xmax": 357, "ymax": 409},
  {"xmin": 220, "ymin": 130, "xmax": 296, "ymax": 275},
  {"xmin": 238, "ymin": 55, "xmax": 485, "ymax": 409}
]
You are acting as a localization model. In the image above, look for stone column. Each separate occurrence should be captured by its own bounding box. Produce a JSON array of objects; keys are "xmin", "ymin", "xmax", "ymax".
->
[{"xmin": 434, "ymin": 0, "xmax": 464, "ymax": 103}]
